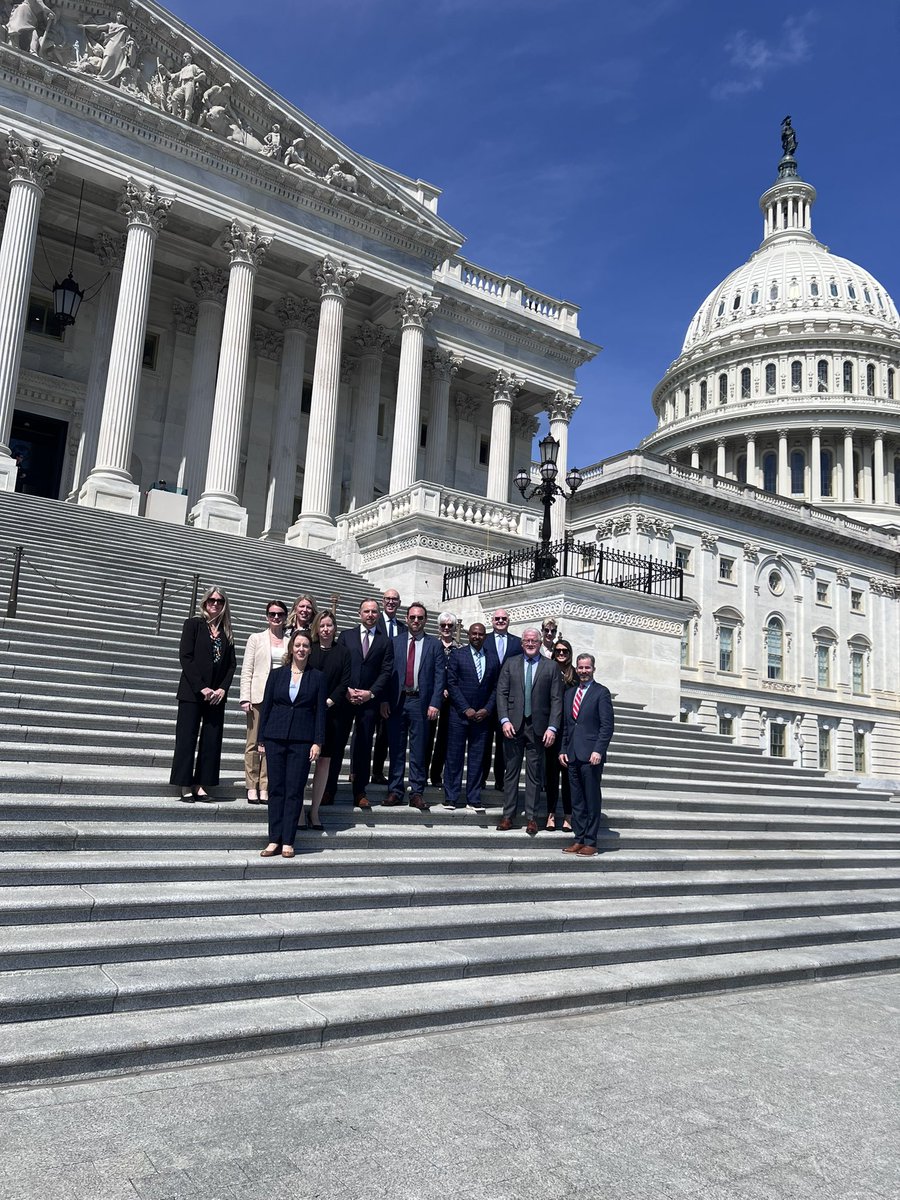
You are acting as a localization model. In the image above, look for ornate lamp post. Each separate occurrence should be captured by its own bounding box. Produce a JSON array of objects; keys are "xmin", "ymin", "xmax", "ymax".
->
[{"xmin": 514, "ymin": 433, "xmax": 583, "ymax": 580}]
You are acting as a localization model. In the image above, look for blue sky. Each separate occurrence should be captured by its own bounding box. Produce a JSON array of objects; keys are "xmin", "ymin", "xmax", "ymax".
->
[{"xmin": 172, "ymin": 0, "xmax": 900, "ymax": 466}]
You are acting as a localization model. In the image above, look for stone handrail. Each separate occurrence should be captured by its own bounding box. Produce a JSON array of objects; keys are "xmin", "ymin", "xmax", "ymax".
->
[
  {"xmin": 436, "ymin": 257, "xmax": 581, "ymax": 335},
  {"xmin": 652, "ymin": 391, "xmax": 900, "ymax": 436},
  {"xmin": 336, "ymin": 483, "xmax": 541, "ymax": 542}
]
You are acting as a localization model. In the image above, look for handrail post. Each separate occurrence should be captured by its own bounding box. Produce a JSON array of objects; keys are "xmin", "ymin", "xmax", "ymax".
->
[
  {"xmin": 597, "ymin": 545, "xmax": 604, "ymax": 585},
  {"xmin": 155, "ymin": 578, "xmax": 167, "ymax": 635},
  {"xmin": 6, "ymin": 544, "xmax": 23, "ymax": 618},
  {"xmin": 188, "ymin": 573, "xmax": 200, "ymax": 616}
]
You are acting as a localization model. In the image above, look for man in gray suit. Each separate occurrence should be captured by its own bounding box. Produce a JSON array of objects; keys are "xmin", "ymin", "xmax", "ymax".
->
[{"xmin": 496, "ymin": 627, "xmax": 563, "ymax": 835}]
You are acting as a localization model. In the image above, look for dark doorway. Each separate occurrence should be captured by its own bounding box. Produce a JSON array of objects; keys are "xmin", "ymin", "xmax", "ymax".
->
[{"xmin": 10, "ymin": 410, "xmax": 68, "ymax": 498}]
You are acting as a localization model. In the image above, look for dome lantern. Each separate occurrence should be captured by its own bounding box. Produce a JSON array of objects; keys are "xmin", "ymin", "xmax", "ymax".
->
[{"xmin": 758, "ymin": 117, "xmax": 816, "ymax": 245}]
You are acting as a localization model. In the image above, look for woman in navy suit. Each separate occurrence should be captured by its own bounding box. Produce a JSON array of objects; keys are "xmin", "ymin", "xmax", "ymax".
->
[{"xmin": 258, "ymin": 631, "xmax": 326, "ymax": 859}]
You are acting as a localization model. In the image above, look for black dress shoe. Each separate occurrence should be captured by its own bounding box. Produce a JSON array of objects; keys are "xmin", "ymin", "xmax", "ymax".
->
[{"xmin": 371, "ymin": 775, "xmax": 389, "ymax": 786}]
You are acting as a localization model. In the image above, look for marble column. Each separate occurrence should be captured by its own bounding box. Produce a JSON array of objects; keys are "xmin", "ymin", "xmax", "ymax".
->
[
  {"xmin": 332, "ymin": 352, "xmax": 357, "ymax": 514},
  {"xmin": 843, "ymin": 427, "xmax": 855, "ymax": 502},
  {"xmin": 389, "ymin": 288, "xmax": 440, "ymax": 494},
  {"xmin": 191, "ymin": 221, "xmax": 271, "ymax": 535},
  {"xmin": 690, "ymin": 444, "xmax": 700, "ymax": 470},
  {"xmin": 79, "ymin": 180, "xmax": 172, "ymax": 513},
  {"xmin": 544, "ymin": 390, "xmax": 581, "ymax": 540},
  {"xmin": 0, "ymin": 133, "xmax": 58, "ymax": 492},
  {"xmin": 287, "ymin": 255, "xmax": 358, "ymax": 548},
  {"xmin": 715, "ymin": 437, "xmax": 726, "ymax": 478},
  {"xmin": 777, "ymin": 429, "xmax": 789, "ymax": 495},
  {"xmin": 422, "ymin": 347, "xmax": 461, "ymax": 486},
  {"xmin": 349, "ymin": 321, "xmax": 392, "ymax": 510},
  {"xmin": 453, "ymin": 392, "xmax": 478, "ymax": 488},
  {"xmin": 178, "ymin": 265, "xmax": 228, "ymax": 505},
  {"xmin": 874, "ymin": 430, "xmax": 885, "ymax": 505},
  {"xmin": 486, "ymin": 369, "xmax": 522, "ymax": 502},
  {"xmin": 261, "ymin": 296, "xmax": 317, "ymax": 540},
  {"xmin": 810, "ymin": 427, "xmax": 821, "ymax": 503},
  {"xmin": 68, "ymin": 232, "xmax": 125, "ymax": 498},
  {"xmin": 745, "ymin": 434, "xmax": 756, "ymax": 487}
]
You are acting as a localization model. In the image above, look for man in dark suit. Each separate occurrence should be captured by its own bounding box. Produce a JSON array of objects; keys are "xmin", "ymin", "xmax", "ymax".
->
[
  {"xmin": 329, "ymin": 597, "xmax": 393, "ymax": 810},
  {"xmin": 383, "ymin": 602, "xmax": 445, "ymax": 811},
  {"xmin": 443, "ymin": 622, "xmax": 499, "ymax": 811},
  {"xmin": 559, "ymin": 653, "xmax": 615, "ymax": 857},
  {"xmin": 496, "ymin": 627, "xmax": 563, "ymax": 834},
  {"xmin": 371, "ymin": 587, "xmax": 404, "ymax": 784},
  {"xmin": 481, "ymin": 608, "xmax": 523, "ymax": 790}
]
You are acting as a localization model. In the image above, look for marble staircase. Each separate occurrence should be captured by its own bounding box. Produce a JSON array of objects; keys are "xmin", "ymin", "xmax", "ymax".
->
[{"xmin": 1, "ymin": 493, "xmax": 900, "ymax": 1086}]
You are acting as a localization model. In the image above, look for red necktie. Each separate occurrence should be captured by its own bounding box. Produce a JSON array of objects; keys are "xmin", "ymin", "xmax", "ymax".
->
[
  {"xmin": 573, "ymin": 686, "xmax": 584, "ymax": 720},
  {"xmin": 405, "ymin": 637, "xmax": 416, "ymax": 688}
]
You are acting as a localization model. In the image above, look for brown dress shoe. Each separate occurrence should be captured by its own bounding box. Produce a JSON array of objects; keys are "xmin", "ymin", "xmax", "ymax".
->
[
  {"xmin": 355, "ymin": 795, "xmax": 371, "ymax": 810},
  {"xmin": 562, "ymin": 842, "xmax": 584, "ymax": 853},
  {"xmin": 496, "ymin": 818, "xmax": 513, "ymax": 831},
  {"xmin": 576, "ymin": 845, "xmax": 598, "ymax": 857},
  {"xmin": 383, "ymin": 792, "xmax": 403, "ymax": 806},
  {"xmin": 526, "ymin": 820, "xmax": 538, "ymax": 836},
  {"xmin": 409, "ymin": 793, "xmax": 429, "ymax": 811}
]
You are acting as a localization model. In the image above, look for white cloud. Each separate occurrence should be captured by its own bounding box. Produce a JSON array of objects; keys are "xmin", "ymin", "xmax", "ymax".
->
[{"xmin": 712, "ymin": 13, "xmax": 815, "ymax": 99}]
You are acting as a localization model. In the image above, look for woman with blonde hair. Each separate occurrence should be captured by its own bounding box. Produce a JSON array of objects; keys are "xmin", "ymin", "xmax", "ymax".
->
[
  {"xmin": 169, "ymin": 585, "xmax": 236, "ymax": 801},
  {"xmin": 544, "ymin": 638, "xmax": 575, "ymax": 831},
  {"xmin": 239, "ymin": 599, "xmax": 288, "ymax": 803},
  {"xmin": 286, "ymin": 593, "xmax": 317, "ymax": 637}
]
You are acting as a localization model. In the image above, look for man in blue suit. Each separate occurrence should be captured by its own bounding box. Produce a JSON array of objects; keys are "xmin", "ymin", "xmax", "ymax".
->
[
  {"xmin": 559, "ymin": 653, "xmax": 615, "ymax": 857},
  {"xmin": 443, "ymin": 622, "xmax": 499, "ymax": 811},
  {"xmin": 383, "ymin": 602, "xmax": 446, "ymax": 811},
  {"xmin": 481, "ymin": 608, "xmax": 523, "ymax": 790}
]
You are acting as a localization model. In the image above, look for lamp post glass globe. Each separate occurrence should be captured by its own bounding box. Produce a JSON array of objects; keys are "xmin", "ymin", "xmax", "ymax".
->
[
  {"xmin": 538, "ymin": 433, "xmax": 560, "ymax": 466},
  {"xmin": 514, "ymin": 468, "xmax": 531, "ymax": 496},
  {"xmin": 52, "ymin": 273, "xmax": 84, "ymax": 327}
]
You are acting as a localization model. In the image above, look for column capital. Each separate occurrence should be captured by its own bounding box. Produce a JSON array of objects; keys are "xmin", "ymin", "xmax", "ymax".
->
[
  {"xmin": 276, "ymin": 295, "xmax": 317, "ymax": 333},
  {"xmin": 172, "ymin": 298, "xmax": 198, "ymax": 335},
  {"xmin": 874, "ymin": 428, "xmax": 886, "ymax": 440},
  {"xmin": 689, "ymin": 443, "xmax": 700, "ymax": 454},
  {"xmin": 94, "ymin": 231, "xmax": 126, "ymax": 270},
  {"xmin": 315, "ymin": 254, "xmax": 358, "ymax": 299},
  {"xmin": 777, "ymin": 428, "xmax": 789, "ymax": 439},
  {"xmin": 4, "ymin": 131, "xmax": 58, "ymax": 190},
  {"xmin": 490, "ymin": 369, "xmax": 522, "ymax": 402},
  {"xmin": 809, "ymin": 426, "xmax": 822, "ymax": 437},
  {"xmin": 715, "ymin": 436, "xmax": 726, "ymax": 447},
  {"xmin": 455, "ymin": 391, "xmax": 479, "ymax": 420},
  {"xmin": 843, "ymin": 426, "xmax": 856, "ymax": 437},
  {"xmin": 424, "ymin": 347, "xmax": 461, "ymax": 379},
  {"xmin": 394, "ymin": 287, "xmax": 440, "ymax": 330},
  {"xmin": 544, "ymin": 390, "xmax": 580, "ymax": 423},
  {"xmin": 253, "ymin": 323, "xmax": 283, "ymax": 361},
  {"xmin": 224, "ymin": 220, "xmax": 271, "ymax": 269},
  {"xmin": 119, "ymin": 179, "xmax": 172, "ymax": 232},
  {"xmin": 354, "ymin": 320, "xmax": 392, "ymax": 356},
  {"xmin": 511, "ymin": 411, "xmax": 539, "ymax": 439},
  {"xmin": 190, "ymin": 264, "xmax": 228, "ymax": 304},
  {"xmin": 745, "ymin": 432, "xmax": 757, "ymax": 444}
]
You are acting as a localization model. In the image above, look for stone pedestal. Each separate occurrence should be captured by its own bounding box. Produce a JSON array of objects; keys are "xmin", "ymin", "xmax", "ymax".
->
[
  {"xmin": 475, "ymin": 577, "xmax": 691, "ymax": 718},
  {"xmin": 144, "ymin": 487, "xmax": 188, "ymax": 524}
]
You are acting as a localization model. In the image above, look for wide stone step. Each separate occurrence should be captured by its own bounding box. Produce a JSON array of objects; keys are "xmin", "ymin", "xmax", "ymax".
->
[{"xmin": 1, "ymin": 938, "xmax": 898, "ymax": 1085}]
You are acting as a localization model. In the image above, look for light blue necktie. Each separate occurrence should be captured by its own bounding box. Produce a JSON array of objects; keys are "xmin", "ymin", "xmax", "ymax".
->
[
  {"xmin": 524, "ymin": 660, "xmax": 533, "ymax": 719},
  {"xmin": 475, "ymin": 650, "xmax": 484, "ymax": 681}
]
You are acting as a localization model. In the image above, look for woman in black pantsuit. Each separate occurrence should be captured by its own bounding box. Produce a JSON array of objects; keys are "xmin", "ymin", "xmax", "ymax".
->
[
  {"xmin": 258, "ymin": 631, "xmax": 326, "ymax": 859},
  {"xmin": 170, "ymin": 586, "xmax": 236, "ymax": 801},
  {"xmin": 307, "ymin": 610, "xmax": 351, "ymax": 829}
]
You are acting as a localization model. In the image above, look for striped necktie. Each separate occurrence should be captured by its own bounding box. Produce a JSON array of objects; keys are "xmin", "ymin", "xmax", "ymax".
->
[{"xmin": 573, "ymin": 686, "xmax": 585, "ymax": 720}]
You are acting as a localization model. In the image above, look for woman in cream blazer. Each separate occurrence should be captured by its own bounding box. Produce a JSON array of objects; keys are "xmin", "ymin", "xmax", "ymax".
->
[{"xmin": 239, "ymin": 599, "xmax": 288, "ymax": 802}]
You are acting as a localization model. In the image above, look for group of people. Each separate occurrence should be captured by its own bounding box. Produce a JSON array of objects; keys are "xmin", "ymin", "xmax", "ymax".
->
[{"xmin": 169, "ymin": 587, "xmax": 615, "ymax": 861}]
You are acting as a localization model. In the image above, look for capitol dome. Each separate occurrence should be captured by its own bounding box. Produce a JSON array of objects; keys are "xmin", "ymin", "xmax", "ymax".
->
[{"xmin": 643, "ymin": 121, "xmax": 900, "ymax": 527}]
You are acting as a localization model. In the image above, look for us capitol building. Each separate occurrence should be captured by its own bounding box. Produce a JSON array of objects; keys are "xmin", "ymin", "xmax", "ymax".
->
[{"xmin": 0, "ymin": 2, "xmax": 898, "ymax": 783}]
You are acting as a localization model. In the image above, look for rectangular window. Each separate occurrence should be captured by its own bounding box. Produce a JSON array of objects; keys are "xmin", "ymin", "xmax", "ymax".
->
[
  {"xmin": 816, "ymin": 581, "xmax": 829, "ymax": 604},
  {"xmin": 142, "ymin": 333, "xmax": 159, "ymax": 371},
  {"xmin": 420, "ymin": 423, "xmax": 428, "ymax": 449},
  {"xmin": 719, "ymin": 557, "xmax": 734, "ymax": 582},
  {"xmin": 377, "ymin": 403, "xmax": 385, "ymax": 438},
  {"xmin": 769, "ymin": 723, "xmax": 786, "ymax": 758},
  {"xmin": 851, "ymin": 650, "xmax": 865, "ymax": 695},
  {"xmin": 818, "ymin": 727, "xmax": 831, "ymax": 770},
  {"xmin": 718, "ymin": 626, "xmax": 734, "ymax": 672},
  {"xmin": 850, "ymin": 589, "xmax": 863, "ymax": 612},
  {"xmin": 854, "ymin": 729, "xmax": 866, "ymax": 773},
  {"xmin": 478, "ymin": 434, "xmax": 490, "ymax": 467},
  {"xmin": 26, "ymin": 296, "xmax": 64, "ymax": 341},
  {"xmin": 718, "ymin": 714, "xmax": 734, "ymax": 737},
  {"xmin": 816, "ymin": 644, "xmax": 831, "ymax": 688},
  {"xmin": 674, "ymin": 545, "xmax": 692, "ymax": 572},
  {"xmin": 301, "ymin": 382, "xmax": 313, "ymax": 415}
]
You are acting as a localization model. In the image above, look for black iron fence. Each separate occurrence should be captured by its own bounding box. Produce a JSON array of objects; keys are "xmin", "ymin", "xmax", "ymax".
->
[{"xmin": 442, "ymin": 538, "xmax": 683, "ymax": 602}]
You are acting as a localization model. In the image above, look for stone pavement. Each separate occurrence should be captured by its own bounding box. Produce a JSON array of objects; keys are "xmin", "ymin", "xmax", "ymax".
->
[{"xmin": 0, "ymin": 974, "xmax": 897, "ymax": 1200}]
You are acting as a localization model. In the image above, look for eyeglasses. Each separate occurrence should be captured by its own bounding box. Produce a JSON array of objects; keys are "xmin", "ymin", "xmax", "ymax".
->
[
  {"xmin": 543, "ymin": 628, "xmax": 557, "ymax": 635},
  {"xmin": 554, "ymin": 648, "xmax": 570, "ymax": 656},
  {"xmin": 494, "ymin": 616, "xmax": 509, "ymax": 623},
  {"xmin": 439, "ymin": 623, "xmax": 455, "ymax": 629},
  {"xmin": 407, "ymin": 614, "xmax": 425, "ymax": 622},
  {"xmin": 206, "ymin": 598, "xmax": 224, "ymax": 606},
  {"xmin": 267, "ymin": 611, "xmax": 286, "ymax": 619}
]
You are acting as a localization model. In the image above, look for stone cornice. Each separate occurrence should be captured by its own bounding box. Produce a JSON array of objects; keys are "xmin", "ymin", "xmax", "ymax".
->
[{"xmin": 435, "ymin": 291, "xmax": 595, "ymax": 369}]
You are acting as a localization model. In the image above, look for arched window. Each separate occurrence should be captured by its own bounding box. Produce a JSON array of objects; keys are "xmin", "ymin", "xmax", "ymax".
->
[
  {"xmin": 766, "ymin": 618, "xmax": 784, "ymax": 680},
  {"xmin": 817, "ymin": 360, "xmax": 829, "ymax": 392},
  {"xmin": 848, "ymin": 282, "xmax": 857, "ymax": 301},
  {"xmin": 762, "ymin": 452, "xmax": 777, "ymax": 494},
  {"xmin": 888, "ymin": 368, "xmax": 895, "ymax": 400},
  {"xmin": 732, "ymin": 293, "xmax": 742, "ymax": 311},
  {"xmin": 821, "ymin": 449, "xmax": 834, "ymax": 498},
  {"xmin": 788, "ymin": 278, "xmax": 800, "ymax": 301},
  {"xmin": 791, "ymin": 361, "xmax": 803, "ymax": 392},
  {"xmin": 864, "ymin": 286, "xmax": 872, "ymax": 304},
  {"xmin": 866, "ymin": 364, "xmax": 876, "ymax": 395},
  {"xmin": 894, "ymin": 457, "xmax": 900, "ymax": 504},
  {"xmin": 853, "ymin": 451, "xmax": 862, "ymax": 499},
  {"xmin": 718, "ymin": 373, "xmax": 728, "ymax": 404},
  {"xmin": 699, "ymin": 380, "xmax": 708, "ymax": 411},
  {"xmin": 765, "ymin": 363, "xmax": 777, "ymax": 394},
  {"xmin": 769, "ymin": 282, "xmax": 779, "ymax": 302},
  {"xmin": 717, "ymin": 299, "xmax": 725, "ymax": 318},
  {"xmin": 741, "ymin": 368, "xmax": 751, "ymax": 399},
  {"xmin": 750, "ymin": 285, "xmax": 760, "ymax": 305},
  {"xmin": 843, "ymin": 360, "xmax": 854, "ymax": 393},
  {"xmin": 790, "ymin": 450, "xmax": 805, "ymax": 494},
  {"xmin": 736, "ymin": 454, "xmax": 747, "ymax": 485},
  {"xmin": 810, "ymin": 279, "xmax": 820, "ymax": 298},
  {"xmin": 829, "ymin": 279, "xmax": 839, "ymax": 298}
]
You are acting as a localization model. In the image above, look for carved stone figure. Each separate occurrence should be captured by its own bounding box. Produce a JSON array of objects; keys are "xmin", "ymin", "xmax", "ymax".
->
[
  {"xmin": 7, "ymin": 0, "xmax": 56, "ymax": 57},
  {"xmin": 80, "ymin": 12, "xmax": 135, "ymax": 85},
  {"xmin": 203, "ymin": 105, "xmax": 264, "ymax": 152},
  {"xmin": 283, "ymin": 132, "xmax": 311, "ymax": 173},
  {"xmin": 325, "ymin": 159, "xmax": 358, "ymax": 193},
  {"xmin": 198, "ymin": 80, "xmax": 238, "ymax": 130},
  {"xmin": 260, "ymin": 122, "xmax": 281, "ymax": 158},
  {"xmin": 781, "ymin": 115, "xmax": 797, "ymax": 158},
  {"xmin": 158, "ymin": 51, "xmax": 206, "ymax": 122}
]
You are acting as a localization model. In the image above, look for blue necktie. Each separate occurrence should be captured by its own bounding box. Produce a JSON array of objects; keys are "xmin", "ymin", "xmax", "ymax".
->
[
  {"xmin": 475, "ymin": 651, "xmax": 484, "ymax": 681},
  {"xmin": 524, "ymin": 660, "xmax": 533, "ymax": 719}
]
